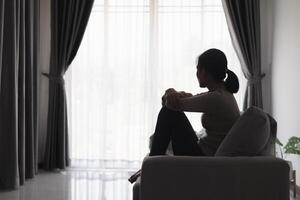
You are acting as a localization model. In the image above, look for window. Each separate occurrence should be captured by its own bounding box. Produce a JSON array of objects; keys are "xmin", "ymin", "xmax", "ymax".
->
[{"xmin": 65, "ymin": 0, "xmax": 245, "ymax": 169}]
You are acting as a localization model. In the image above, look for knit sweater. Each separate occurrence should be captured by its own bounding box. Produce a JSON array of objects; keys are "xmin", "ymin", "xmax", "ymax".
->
[{"xmin": 178, "ymin": 88, "xmax": 240, "ymax": 156}]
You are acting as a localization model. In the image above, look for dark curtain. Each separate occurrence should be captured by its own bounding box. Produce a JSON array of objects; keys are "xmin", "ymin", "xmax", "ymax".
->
[
  {"xmin": 222, "ymin": 0, "xmax": 265, "ymax": 110},
  {"xmin": 0, "ymin": 0, "xmax": 3, "ymax": 91},
  {"xmin": 43, "ymin": 0, "xmax": 94, "ymax": 169},
  {"xmin": 0, "ymin": 0, "xmax": 39, "ymax": 189}
]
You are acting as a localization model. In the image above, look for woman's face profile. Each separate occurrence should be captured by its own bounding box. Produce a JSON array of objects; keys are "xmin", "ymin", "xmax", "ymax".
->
[{"xmin": 196, "ymin": 65, "xmax": 207, "ymax": 88}]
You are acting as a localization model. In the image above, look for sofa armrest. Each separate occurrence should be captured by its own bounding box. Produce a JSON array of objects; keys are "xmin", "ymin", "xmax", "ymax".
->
[{"xmin": 140, "ymin": 156, "xmax": 290, "ymax": 200}]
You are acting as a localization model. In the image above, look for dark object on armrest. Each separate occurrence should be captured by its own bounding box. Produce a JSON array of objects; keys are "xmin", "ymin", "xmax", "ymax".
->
[{"xmin": 128, "ymin": 169, "xmax": 141, "ymax": 184}]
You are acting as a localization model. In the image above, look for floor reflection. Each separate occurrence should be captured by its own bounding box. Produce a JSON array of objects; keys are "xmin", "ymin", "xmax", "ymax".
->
[
  {"xmin": 69, "ymin": 170, "xmax": 135, "ymax": 200},
  {"xmin": 0, "ymin": 169, "xmax": 137, "ymax": 200}
]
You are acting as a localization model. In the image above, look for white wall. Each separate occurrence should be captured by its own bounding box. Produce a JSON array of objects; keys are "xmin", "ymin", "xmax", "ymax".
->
[
  {"xmin": 270, "ymin": 0, "xmax": 300, "ymax": 185},
  {"xmin": 38, "ymin": 0, "xmax": 51, "ymax": 163}
]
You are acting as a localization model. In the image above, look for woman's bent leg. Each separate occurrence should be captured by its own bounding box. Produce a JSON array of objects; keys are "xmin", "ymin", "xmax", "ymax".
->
[{"xmin": 149, "ymin": 107, "xmax": 204, "ymax": 156}]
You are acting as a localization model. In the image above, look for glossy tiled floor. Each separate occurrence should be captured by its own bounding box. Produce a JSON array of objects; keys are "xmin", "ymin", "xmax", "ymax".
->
[
  {"xmin": 0, "ymin": 170, "xmax": 299, "ymax": 200},
  {"xmin": 0, "ymin": 169, "xmax": 136, "ymax": 200}
]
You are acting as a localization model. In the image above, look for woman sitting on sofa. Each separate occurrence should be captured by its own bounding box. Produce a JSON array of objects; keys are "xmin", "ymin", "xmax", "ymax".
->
[{"xmin": 129, "ymin": 48, "xmax": 241, "ymax": 183}]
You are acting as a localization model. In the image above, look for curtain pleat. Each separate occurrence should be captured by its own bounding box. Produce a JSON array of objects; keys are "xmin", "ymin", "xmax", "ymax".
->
[
  {"xmin": 0, "ymin": 0, "xmax": 4, "ymax": 91},
  {"xmin": 43, "ymin": 0, "xmax": 94, "ymax": 170},
  {"xmin": 0, "ymin": 0, "xmax": 19, "ymax": 189},
  {"xmin": 222, "ymin": 0, "xmax": 264, "ymax": 110},
  {"xmin": 18, "ymin": 0, "xmax": 26, "ymax": 185},
  {"xmin": 0, "ymin": 0, "xmax": 38, "ymax": 189},
  {"xmin": 25, "ymin": 0, "xmax": 37, "ymax": 179},
  {"xmin": 33, "ymin": 0, "xmax": 39, "ymax": 176}
]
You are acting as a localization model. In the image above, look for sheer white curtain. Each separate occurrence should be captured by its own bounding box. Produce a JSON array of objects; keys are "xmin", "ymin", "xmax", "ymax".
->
[{"xmin": 65, "ymin": 0, "xmax": 246, "ymax": 169}]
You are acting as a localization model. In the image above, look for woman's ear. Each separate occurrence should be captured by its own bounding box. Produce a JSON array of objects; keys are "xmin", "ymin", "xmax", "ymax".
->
[{"xmin": 204, "ymin": 69, "xmax": 215, "ymax": 82}]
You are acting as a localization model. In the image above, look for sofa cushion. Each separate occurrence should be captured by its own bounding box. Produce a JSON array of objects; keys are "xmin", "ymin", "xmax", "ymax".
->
[
  {"xmin": 215, "ymin": 106, "xmax": 270, "ymax": 156},
  {"xmin": 259, "ymin": 114, "xmax": 277, "ymax": 156}
]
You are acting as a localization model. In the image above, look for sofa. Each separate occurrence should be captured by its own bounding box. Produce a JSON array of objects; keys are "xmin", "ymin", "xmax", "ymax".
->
[{"xmin": 132, "ymin": 107, "xmax": 290, "ymax": 200}]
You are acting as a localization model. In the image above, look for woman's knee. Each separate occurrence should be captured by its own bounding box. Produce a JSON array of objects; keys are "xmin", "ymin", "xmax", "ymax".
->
[
  {"xmin": 160, "ymin": 106, "xmax": 183, "ymax": 116},
  {"xmin": 157, "ymin": 106, "xmax": 187, "ymax": 126}
]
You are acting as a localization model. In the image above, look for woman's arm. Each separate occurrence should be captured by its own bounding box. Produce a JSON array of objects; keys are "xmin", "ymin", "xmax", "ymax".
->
[{"xmin": 166, "ymin": 91, "xmax": 222, "ymax": 113}]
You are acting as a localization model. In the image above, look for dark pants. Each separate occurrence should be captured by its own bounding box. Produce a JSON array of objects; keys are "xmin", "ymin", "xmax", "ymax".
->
[{"xmin": 149, "ymin": 106, "xmax": 205, "ymax": 156}]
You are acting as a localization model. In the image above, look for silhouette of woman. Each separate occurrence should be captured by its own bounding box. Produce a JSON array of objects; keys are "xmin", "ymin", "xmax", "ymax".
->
[{"xmin": 129, "ymin": 48, "xmax": 240, "ymax": 183}]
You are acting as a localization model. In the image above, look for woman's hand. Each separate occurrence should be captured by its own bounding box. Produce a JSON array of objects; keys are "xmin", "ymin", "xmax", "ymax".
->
[
  {"xmin": 165, "ymin": 88, "xmax": 177, "ymax": 94},
  {"xmin": 178, "ymin": 91, "xmax": 193, "ymax": 98},
  {"xmin": 165, "ymin": 92, "xmax": 181, "ymax": 110},
  {"xmin": 162, "ymin": 88, "xmax": 177, "ymax": 106},
  {"xmin": 161, "ymin": 88, "xmax": 193, "ymax": 110}
]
